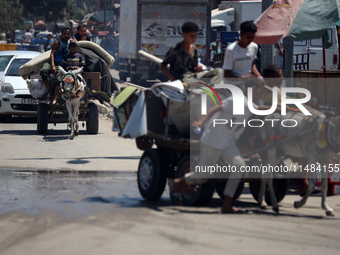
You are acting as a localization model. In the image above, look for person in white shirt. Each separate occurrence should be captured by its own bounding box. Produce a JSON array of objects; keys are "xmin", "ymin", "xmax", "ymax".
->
[
  {"xmin": 23, "ymin": 29, "xmax": 32, "ymax": 44},
  {"xmin": 223, "ymin": 21, "xmax": 262, "ymax": 80}
]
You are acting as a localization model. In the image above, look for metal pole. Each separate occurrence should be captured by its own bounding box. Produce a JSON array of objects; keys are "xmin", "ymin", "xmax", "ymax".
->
[
  {"xmin": 322, "ymin": 36, "xmax": 327, "ymax": 105},
  {"xmin": 104, "ymin": 0, "xmax": 107, "ymax": 30},
  {"xmin": 260, "ymin": 0, "xmax": 274, "ymax": 73},
  {"xmin": 282, "ymin": 36, "xmax": 294, "ymax": 81}
]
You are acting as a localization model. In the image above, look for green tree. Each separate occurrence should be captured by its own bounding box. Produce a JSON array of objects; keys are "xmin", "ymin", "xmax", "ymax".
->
[
  {"xmin": 19, "ymin": 0, "xmax": 68, "ymax": 23},
  {"xmin": 66, "ymin": 1, "xmax": 96, "ymax": 22},
  {"xmin": 0, "ymin": 0, "xmax": 25, "ymax": 33}
]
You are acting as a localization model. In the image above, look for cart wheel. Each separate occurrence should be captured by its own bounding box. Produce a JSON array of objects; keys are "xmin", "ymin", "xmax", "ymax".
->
[
  {"xmin": 249, "ymin": 178, "xmax": 289, "ymax": 205},
  {"xmin": 215, "ymin": 180, "xmax": 244, "ymax": 200},
  {"xmin": 37, "ymin": 103, "xmax": 48, "ymax": 134},
  {"xmin": 172, "ymin": 155, "xmax": 215, "ymax": 206},
  {"xmin": 136, "ymin": 136, "xmax": 153, "ymax": 150},
  {"xmin": 86, "ymin": 103, "xmax": 99, "ymax": 134},
  {"xmin": 138, "ymin": 149, "xmax": 167, "ymax": 201}
]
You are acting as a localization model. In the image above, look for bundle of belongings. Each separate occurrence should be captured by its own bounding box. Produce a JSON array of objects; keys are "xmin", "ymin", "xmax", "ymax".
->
[{"xmin": 19, "ymin": 41, "xmax": 118, "ymax": 99}]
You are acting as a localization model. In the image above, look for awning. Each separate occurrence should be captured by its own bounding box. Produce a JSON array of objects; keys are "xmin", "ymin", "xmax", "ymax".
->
[
  {"xmin": 253, "ymin": 0, "xmax": 304, "ymax": 45},
  {"xmin": 35, "ymin": 20, "xmax": 46, "ymax": 27},
  {"xmin": 254, "ymin": 0, "xmax": 340, "ymax": 45},
  {"xmin": 34, "ymin": 19, "xmax": 47, "ymax": 29},
  {"xmin": 98, "ymin": 31, "xmax": 109, "ymax": 36},
  {"xmin": 288, "ymin": 0, "xmax": 340, "ymax": 41}
]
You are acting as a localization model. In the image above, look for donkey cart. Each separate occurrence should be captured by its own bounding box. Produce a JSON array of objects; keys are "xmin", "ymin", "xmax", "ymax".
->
[
  {"xmin": 36, "ymin": 71, "xmax": 104, "ymax": 136},
  {"xmin": 113, "ymin": 87, "xmax": 290, "ymax": 206},
  {"xmin": 36, "ymin": 98, "xmax": 99, "ymax": 135}
]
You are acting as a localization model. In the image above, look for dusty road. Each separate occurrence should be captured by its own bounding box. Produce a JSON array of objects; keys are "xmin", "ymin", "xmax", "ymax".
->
[
  {"xmin": 0, "ymin": 174, "xmax": 339, "ymax": 255},
  {"xmin": 0, "ymin": 116, "xmax": 142, "ymax": 171}
]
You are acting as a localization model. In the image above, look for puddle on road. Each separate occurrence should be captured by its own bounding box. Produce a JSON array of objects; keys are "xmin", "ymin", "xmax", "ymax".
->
[{"xmin": 0, "ymin": 170, "xmax": 149, "ymax": 217}]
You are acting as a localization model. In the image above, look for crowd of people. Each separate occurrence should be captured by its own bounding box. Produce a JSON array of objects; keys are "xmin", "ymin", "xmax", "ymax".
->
[{"xmin": 2, "ymin": 24, "xmax": 119, "ymax": 59}]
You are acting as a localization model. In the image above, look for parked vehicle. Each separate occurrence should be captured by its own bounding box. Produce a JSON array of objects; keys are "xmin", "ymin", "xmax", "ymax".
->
[
  {"xmin": 211, "ymin": 0, "xmax": 262, "ymax": 35},
  {"xmin": 32, "ymin": 31, "xmax": 52, "ymax": 46},
  {"xmin": 0, "ymin": 51, "xmax": 42, "ymax": 121},
  {"xmin": 14, "ymin": 30, "xmax": 26, "ymax": 44},
  {"xmin": 293, "ymin": 26, "xmax": 339, "ymax": 71},
  {"xmin": 118, "ymin": 0, "xmax": 211, "ymax": 84}
]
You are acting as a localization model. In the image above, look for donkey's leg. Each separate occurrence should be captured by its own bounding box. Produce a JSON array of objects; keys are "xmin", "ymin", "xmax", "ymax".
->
[
  {"xmin": 73, "ymin": 99, "xmax": 81, "ymax": 137},
  {"xmin": 294, "ymin": 168, "xmax": 315, "ymax": 209},
  {"xmin": 266, "ymin": 146, "xmax": 279, "ymax": 213},
  {"xmin": 258, "ymin": 178, "xmax": 267, "ymax": 209},
  {"xmin": 66, "ymin": 102, "xmax": 75, "ymax": 140},
  {"xmin": 257, "ymin": 145, "xmax": 278, "ymax": 212},
  {"xmin": 320, "ymin": 166, "xmax": 334, "ymax": 216}
]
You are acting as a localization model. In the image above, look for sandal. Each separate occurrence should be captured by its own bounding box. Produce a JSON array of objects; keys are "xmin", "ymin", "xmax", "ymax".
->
[{"xmin": 168, "ymin": 179, "xmax": 182, "ymax": 205}]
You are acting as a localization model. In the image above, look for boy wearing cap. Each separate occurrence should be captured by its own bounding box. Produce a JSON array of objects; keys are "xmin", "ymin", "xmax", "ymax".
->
[{"xmin": 62, "ymin": 41, "xmax": 86, "ymax": 71}]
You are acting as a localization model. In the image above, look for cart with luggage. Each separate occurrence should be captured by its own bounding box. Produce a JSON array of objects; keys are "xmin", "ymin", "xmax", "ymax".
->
[{"xmin": 112, "ymin": 82, "xmax": 290, "ymax": 206}]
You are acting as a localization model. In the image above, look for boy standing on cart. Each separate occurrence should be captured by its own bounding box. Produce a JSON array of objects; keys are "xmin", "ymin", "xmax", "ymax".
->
[{"xmin": 160, "ymin": 21, "xmax": 223, "ymax": 85}]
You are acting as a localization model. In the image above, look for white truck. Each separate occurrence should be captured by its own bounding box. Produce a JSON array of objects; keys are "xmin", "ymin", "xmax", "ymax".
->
[
  {"xmin": 292, "ymin": 26, "xmax": 339, "ymax": 71},
  {"xmin": 211, "ymin": 0, "xmax": 262, "ymax": 34},
  {"xmin": 118, "ymin": 0, "xmax": 211, "ymax": 84}
]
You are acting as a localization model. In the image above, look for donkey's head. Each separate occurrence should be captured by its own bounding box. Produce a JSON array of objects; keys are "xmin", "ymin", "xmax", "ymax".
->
[{"xmin": 59, "ymin": 66, "xmax": 83, "ymax": 100}]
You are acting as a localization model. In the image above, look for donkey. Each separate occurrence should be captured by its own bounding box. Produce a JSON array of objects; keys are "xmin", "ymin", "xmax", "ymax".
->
[
  {"xmin": 257, "ymin": 110, "xmax": 340, "ymax": 216},
  {"xmin": 59, "ymin": 67, "xmax": 86, "ymax": 140}
]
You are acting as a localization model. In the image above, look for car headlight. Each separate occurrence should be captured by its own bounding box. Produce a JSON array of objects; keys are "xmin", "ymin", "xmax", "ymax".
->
[{"xmin": 1, "ymin": 83, "xmax": 15, "ymax": 94}]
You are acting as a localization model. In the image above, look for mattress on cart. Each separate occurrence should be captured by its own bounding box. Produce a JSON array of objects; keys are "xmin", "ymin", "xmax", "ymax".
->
[
  {"xmin": 19, "ymin": 41, "xmax": 114, "ymax": 80},
  {"xmin": 19, "ymin": 41, "xmax": 118, "ymax": 95}
]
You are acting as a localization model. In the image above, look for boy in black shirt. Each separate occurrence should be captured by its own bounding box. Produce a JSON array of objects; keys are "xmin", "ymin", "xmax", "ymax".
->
[{"xmin": 161, "ymin": 21, "xmax": 222, "ymax": 85}]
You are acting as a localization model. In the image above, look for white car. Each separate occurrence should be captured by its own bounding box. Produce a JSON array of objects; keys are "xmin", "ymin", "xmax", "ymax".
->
[{"xmin": 0, "ymin": 51, "xmax": 42, "ymax": 121}]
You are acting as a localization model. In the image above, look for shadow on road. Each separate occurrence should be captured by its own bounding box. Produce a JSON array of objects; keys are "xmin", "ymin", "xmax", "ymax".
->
[
  {"xmin": 0, "ymin": 116, "xmax": 37, "ymax": 123},
  {"xmin": 0, "ymin": 130, "xmax": 38, "ymax": 136}
]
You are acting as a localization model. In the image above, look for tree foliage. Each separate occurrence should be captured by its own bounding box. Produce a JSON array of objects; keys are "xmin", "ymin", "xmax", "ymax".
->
[
  {"xmin": 19, "ymin": 0, "xmax": 68, "ymax": 23},
  {"xmin": 0, "ymin": 0, "xmax": 95, "ymax": 33},
  {"xmin": 0, "ymin": 0, "xmax": 25, "ymax": 33}
]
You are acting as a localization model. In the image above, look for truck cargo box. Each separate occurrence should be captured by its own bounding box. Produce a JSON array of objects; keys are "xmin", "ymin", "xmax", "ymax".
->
[{"xmin": 119, "ymin": 0, "xmax": 211, "ymax": 84}]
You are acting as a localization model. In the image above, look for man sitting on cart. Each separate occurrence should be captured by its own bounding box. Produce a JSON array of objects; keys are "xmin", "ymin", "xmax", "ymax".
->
[
  {"xmin": 170, "ymin": 79, "xmax": 265, "ymax": 214},
  {"xmin": 160, "ymin": 21, "xmax": 223, "ymax": 85},
  {"xmin": 39, "ymin": 27, "xmax": 72, "ymax": 104}
]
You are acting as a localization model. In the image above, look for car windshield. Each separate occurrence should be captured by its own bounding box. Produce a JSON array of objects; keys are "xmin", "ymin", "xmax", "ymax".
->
[
  {"xmin": 0, "ymin": 56, "xmax": 14, "ymax": 72},
  {"xmin": 6, "ymin": 58, "xmax": 30, "ymax": 76}
]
